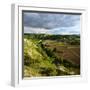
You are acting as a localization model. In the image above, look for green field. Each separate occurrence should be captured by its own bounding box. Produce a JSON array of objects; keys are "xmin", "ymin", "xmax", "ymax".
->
[{"xmin": 24, "ymin": 34, "xmax": 80, "ymax": 77}]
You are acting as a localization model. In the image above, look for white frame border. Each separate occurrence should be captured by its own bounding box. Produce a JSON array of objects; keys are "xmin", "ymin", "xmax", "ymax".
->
[{"xmin": 11, "ymin": 4, "xmax": 87, "ymax": 87}]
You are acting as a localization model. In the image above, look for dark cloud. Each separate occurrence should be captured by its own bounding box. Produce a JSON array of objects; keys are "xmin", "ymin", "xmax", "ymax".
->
[{"xmin": 23, "ymin": 12, "xmax": 80, "ymax": 29}]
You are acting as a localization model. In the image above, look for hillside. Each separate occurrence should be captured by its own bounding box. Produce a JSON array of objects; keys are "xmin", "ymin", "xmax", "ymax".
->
[{"xmin": 24, "ymin": 34, "xmax": 80, "ymax": 77}]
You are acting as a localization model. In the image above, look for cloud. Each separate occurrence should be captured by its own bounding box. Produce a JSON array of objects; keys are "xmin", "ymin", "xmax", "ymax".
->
[
  {"xmin": 50, "ymin": 25, "xmax": 80, "ymax": 35},
  {"xmin": 24, "ymin": 27, "xmax": 50, "ymax": 34},
  {"xmin": 24, "ymin": 24, "xmax": 80, "ymax": 35},
  {"xmin": 24, "ymin": 12, "xmax": 80, "ymax": 29},
  {"xmin": 23, "ymin": 12, "xmax": 80, "ymax": 35}
]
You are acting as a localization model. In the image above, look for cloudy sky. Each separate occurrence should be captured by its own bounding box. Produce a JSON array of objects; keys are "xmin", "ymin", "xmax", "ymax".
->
[{"xmin": 23, "ymin": 12, "xmax": 81, "ymax": 35}]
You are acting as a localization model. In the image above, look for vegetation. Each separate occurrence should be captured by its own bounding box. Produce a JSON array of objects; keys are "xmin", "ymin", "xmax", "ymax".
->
[{"xmin": 24, "ymin": 34, "xmax": 80, "ymax": 77}]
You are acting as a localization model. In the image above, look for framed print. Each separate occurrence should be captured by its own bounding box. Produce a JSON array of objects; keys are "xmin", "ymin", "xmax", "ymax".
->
[{"xmin": 11, "ymin": 4, "xmax": 87, "ymax": 87}]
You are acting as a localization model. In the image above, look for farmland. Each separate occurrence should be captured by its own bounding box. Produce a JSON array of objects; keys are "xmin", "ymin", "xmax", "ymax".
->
[{"xmin": 24, "ymin": 34, "xmax": 80, "ymax": 77}]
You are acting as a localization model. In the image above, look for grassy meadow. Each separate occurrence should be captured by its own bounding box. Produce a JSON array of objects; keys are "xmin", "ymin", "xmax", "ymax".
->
[{"xmin": 24, "ymin": 34, "xmax": 80, "ymax": 77}]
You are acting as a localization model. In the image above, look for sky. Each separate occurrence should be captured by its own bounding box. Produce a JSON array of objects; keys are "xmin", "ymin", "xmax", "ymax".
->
[{"xmin": 23, "ymin": 12, "xmax": 81, "ymax": 35}]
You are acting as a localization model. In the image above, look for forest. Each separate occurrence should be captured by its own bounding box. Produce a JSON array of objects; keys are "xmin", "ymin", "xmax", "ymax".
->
[{"xmin": 24, "ymin": 33, "xmax": 80, "ymax": 77}]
